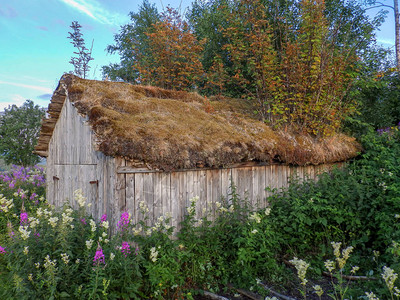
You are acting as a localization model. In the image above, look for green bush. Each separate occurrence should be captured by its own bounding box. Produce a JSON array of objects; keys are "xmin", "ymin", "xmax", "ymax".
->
[{"xmin": 2, "ymin": 129, "xmax": 400, "ymax": 299}]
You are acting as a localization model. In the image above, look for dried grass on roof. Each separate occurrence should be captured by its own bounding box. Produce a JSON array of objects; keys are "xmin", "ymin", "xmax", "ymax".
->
[{"xmin": 36, "ymin": 74, "xmax": 361, "ymax": 170}]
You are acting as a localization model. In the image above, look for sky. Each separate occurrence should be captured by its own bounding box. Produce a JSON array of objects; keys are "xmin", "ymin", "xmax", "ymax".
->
[{"xmin": 0, "ymin": 0, "xmax": 396, "ymax": 112}]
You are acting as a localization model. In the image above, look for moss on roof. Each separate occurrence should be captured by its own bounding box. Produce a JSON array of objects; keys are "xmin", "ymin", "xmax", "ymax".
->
[{"xmin": 35, "ymin": 74, "xmax": 361, "ymax": 170}]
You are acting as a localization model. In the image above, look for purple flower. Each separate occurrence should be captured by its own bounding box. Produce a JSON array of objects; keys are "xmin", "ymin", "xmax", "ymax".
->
[
  {"xmin": 101, "ymin": 214, "xmax": 107, "ymax": 222},
  {"xmin": 0, "ymin": 246, "xmax": 6, "ymax": 254},
  {"xmin": 80, "ymin": 218, "xmax": 86, "ymax": 225},
  {"xmin": 117, "ymin": 212, "xmax": 130, "ymax": 231},
  {"xmin": 29, "ymin": 193, "xmax": 37, "ymax": 201},
  {"xmin": 20, "ymin": 212, "xmax": 28, "ymax": 225},
  {"xmin": 8, "ymin": 181, "xmax": 15, "ymax": 189},
  {"xmin": 135, "ymin": 247, "xmax": 139, "ymax": 256},
  {"xmin": 121, "ymin": 241, "xmax": 131, "ymax": 257},
  {"xmin": 93, "ymin": 246, "xmax": 105, "ymax": 265}
]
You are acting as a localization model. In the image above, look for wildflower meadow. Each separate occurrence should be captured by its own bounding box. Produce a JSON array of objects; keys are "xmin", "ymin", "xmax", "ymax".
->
[{"xmin": 1, "ymin": 129, "xmax": 400, "ymax": 299}]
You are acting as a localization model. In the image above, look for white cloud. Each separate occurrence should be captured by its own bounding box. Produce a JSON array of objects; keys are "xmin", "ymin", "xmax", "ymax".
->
[
  {"xmin": 59, "ymin": 0, "xmax": 127, "ymax": 26},
  {"xmin": 0, "ymin": 80, "xmax": 53, "ymax": 94},
  {"xmin": 377, "ymin": 38, "xmax": 395, "ymax": 47},
  {"xmin": 0, "ymin": 95, "xmax": 25, "ymax": 111}
]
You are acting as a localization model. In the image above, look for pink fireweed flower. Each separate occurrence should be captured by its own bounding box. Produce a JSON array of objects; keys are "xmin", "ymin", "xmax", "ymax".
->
[
  {"xmin": 101, "ymin": 214, "xmax": 107, "ymax": 222},
  {"xmin": 20, "ymin": 212, "xmax": 28, "ymax": 225},
  {"xmin": 117, "ymin": 212, "xmax": 130, "ymax": 231},
  {"xmin": 121, "ymin": 241, "xmax": 131, "ymax": 257},
  {"xmin": 93, "ymin": 246, "xmax": 105, "ymax": 265},
  {"xmin": 80, "ymin": 218, "xmax": 86, "ymax": 225},
  {"xmin": 0, "ymin": 246, "xmax": 6, "ymax": 254}
]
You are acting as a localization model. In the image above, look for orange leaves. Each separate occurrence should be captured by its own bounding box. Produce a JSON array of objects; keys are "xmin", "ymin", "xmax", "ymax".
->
[
  {"xmin": 133, "ymin": 7, "xmax": 204, "ymax": 91},
  {"xmin": 219, "ymin": 0, "xmax": 356, "ymax": 136}
]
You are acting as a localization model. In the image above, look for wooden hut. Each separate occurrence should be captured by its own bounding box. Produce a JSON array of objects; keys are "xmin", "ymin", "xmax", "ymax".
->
[{"xmin": 35, "ymin": 74, "xmax": 361, "ymax": 230}]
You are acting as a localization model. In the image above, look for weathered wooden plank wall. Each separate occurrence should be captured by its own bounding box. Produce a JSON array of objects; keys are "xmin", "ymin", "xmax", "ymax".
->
[
  {"xmin": 113, "ymin": 162, "xmax": 338, "ymax": 232},
  {"xmin": 46, "ymin": 98, "xmax": 109, "ymax": 219}
]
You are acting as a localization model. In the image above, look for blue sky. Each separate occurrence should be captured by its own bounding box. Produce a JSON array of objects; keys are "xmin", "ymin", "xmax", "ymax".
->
[{"xmin": 0, "ymin": 0, "xmax": 395, "ymax": 112}]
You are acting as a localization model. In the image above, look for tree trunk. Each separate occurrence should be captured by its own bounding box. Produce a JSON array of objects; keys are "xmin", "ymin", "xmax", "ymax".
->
[{"xmin": 395, "ymin": 0, "xmax": 400, "ymax": 70}]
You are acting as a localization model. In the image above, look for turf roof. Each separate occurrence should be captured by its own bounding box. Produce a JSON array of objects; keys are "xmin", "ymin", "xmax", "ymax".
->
[{"xmin": 35, "ymin": 74, "xmax": 361, "ymax": 171}]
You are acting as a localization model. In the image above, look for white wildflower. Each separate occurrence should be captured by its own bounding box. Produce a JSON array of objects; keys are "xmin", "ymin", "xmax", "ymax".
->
[
  {"xmin": 265, "ymin": 207, "xmax": 271, "ymax": 216},
  {"xmin": 48, "ymin": 217, "xmax": 58, "ymax": 228},
  {"xmin": 23, "ymin": 246, "xmax": 29, "ymax": 255},
  {"xmin": 35, "ymin": 262, "xmax": 40, "ymax": 269},
  {"xmin": 62, "ymin": 212, "xmax": 73, "ymax": 225},
  {"xmin": 133, "ymin": 226, "xmax": 142, "ymax": 236},
  {"xmin": 313, "ymin": 285, "xmax": 323, "ymax": 297},
  {"xmin": 102, "ymin": 220, "xmax": 109, "ymax": 230},
  {"xmin": 139, "ymin": 201, "xmax": 149, "ymax": 213},
  {"xmin": 74, "ymin": 189, "xmax": 86, "ymax": 208},
  {"xmin": 382, "ymin": 266, "xmax": 398, "ymax": 293},
  {"xmin": 150, "ymin": 247, "xmax": 158, "ymax": 262},
  {"xmin": 28, "ymin": 274, "xmax": 33, "ymax": 281},
  {"xmin": 351, "ymin": 266, "xmax": 359, "ymax": 273},
  {"xmin": 89, "ymin": 219, "xmax": 96, "ymax": 232},
  {"xmin": 43, "ymin": 255, "xmax": 57, "ymax": 269},
  {"xmin": 61, "ymin": 253, "xmax": 69, "ymax": 265},
  {"xmin": 249, "ymin": 212, "xmax": 261, "ymax": 223},
  {"xmin": 28, "ymin": 217, "xmax": 39, "ymax": 228},
  {"xmin": 19, "ymin": 225, "xmax": 31, "ymax": 240},
  {"xmin": 251, "ymin": 229, "xmax": 258, "ymax": 234},
  {"xmin": 86, "ymin": 239, "xmax": 94, "ymax": 250},
  {"xmin": 331, "ymin": 241, "xmax": 342, "ymax": 258},
  {"xmin": 365, "ymin": 292, "xmax": 379, "ymax": 300},
  {"xmin": 324, "ymin": 260, "xmax": 335, "ymax": 272},
  {"xmin": 75, "ymin": 258, "xmax": 80, "ymax": 264},
  {"xmin": 394, "ymin": 286, "xmax": 400, "ymax": 297},
  {"xmin": 110, "ymin": 253, "xmax": 115, "ymax": 261},
  {"xmin": 289, "ymin": 257, "xmax": 309, "ymax": 286},
  {"xmin": 36, "ymin": 208, "xmax": 43, "ymax": 217},
  {"xmin": 229, "ymin": 205, "xmax": 234, "ymax": 213}
]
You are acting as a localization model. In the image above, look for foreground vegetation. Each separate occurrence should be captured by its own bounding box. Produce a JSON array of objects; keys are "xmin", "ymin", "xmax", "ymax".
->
[{"xmin": 1, "ymin": 128, "xmax": 400, "ymax": 299}]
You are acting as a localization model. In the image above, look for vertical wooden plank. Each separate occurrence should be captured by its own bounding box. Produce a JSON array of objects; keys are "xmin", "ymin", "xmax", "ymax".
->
[
  {"xmin": 220, "ymin": 168, "xmax": 232, "ymax": 203},
  {"xmin": 143, "ymin": 172, "xmax": 154, "ymax": 226},
  {"xmin": 163, "ymin": 173, "xmax": 172, "ymax": 221},
  {"xmin": 206, "ymin": 169, "xmax": 221, "ymax": 220},
  {"xmin": 134, "ymin": 173, "xmax": 144, "ymax": 226},
  {"xmin": 170, "ymin": 171, "xmax": 180, "ymax": 232},
  {"xmin": 198, "ymin": 170, "xmax": 207, "ymax": 219},
  {"xmin": 114, "ymin": 157, "xmax": 126, "ymax": 218},
  {"xmin": 96, "ymin": 154, "xmax": 105, "ymax": 221},
  {"xmin": 230, "ymin": 168, "xmax": 239, "ymax": 205},
  {"xmin": 104, "ymin": 157, "xmax": 117, "ymax": 231},
  {"xmin": 125, "ymin": 174, "xmax": 136, "ymax": 224},
  {"xmin": 185, "ymin": 170, "xmax": 194, "ymax": 213},
  {"xmin": 179, "ymin": 171, "xmax": 186, "ymax": 231},
  {"xmin": 252, "ymin": 166, "xmax": 266, "ymax": 208}
]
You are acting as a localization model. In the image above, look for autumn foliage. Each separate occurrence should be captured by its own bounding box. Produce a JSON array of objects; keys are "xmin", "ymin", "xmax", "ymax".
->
[
  {"xmin": 122, "ymin": 0, "xmax": 360, "ymax": 136},
  {"xmin": 221, "ymin": 0, "xmax": 357, "ymax": 136},
  {"xmin": 132, "ymin": 7, "xmax": 204, "ymax": 91}
]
